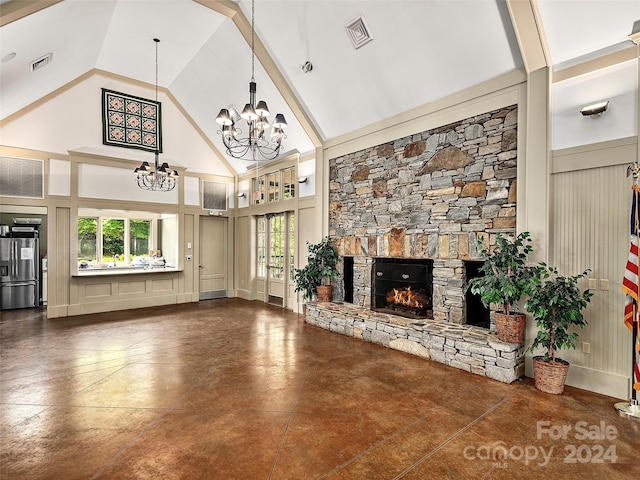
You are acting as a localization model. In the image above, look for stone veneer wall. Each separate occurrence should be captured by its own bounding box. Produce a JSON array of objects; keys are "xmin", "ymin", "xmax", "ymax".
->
[{"xmin": 329, "ymin": 105, "xmax": 518, "ymax": 328}]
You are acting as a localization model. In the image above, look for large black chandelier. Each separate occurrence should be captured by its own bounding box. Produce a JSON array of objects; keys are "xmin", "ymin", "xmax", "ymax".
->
[
  {"xmin": 134, "ymin": 38, "xmax": 178, "ymax": 191},
  {"xmin": 215, "ymin": 0, "xmax": 287, "ymax": 162}
]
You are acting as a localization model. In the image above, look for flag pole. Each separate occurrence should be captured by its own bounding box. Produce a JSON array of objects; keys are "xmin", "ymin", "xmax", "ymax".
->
[{"xmin": 615, "ymin": 163, "xmax": 640, "ymax": 419}]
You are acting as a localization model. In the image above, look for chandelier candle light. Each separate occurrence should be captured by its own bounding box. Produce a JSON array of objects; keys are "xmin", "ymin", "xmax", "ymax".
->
[
  {"xmin": 215, "ymin": 0, "xmax": 287, "ymax": 161},
  {"xmin": 134, "ymin": 38, "xmax": 178, "ymax": 191}
]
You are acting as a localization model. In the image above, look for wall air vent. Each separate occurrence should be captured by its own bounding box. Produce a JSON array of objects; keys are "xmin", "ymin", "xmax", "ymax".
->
[
  {"xmin": 202, "ymin": 180, "xmax": 228, "ymax": 211},
  {"xmin": 0, "ymin": 156, "xmax": 44, "ymax": 199},
  {"xmin": 345, "ymin": 16, "xmax": 373, "ymax": 50},
  {"xmin": 30, "ymin": 53, "xmax": 53, "ymax": 71}
]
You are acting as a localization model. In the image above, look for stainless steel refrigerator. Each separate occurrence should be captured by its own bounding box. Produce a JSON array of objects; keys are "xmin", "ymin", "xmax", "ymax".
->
[{"xmin": 0, "ymin": 236, "xmax": 39, "ymax": 310}]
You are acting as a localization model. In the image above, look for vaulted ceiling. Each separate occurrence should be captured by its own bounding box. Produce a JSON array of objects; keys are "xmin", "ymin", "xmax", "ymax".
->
[{"xmin": 0, "ymin": 0, "xmax": 638, "ymax": 174}]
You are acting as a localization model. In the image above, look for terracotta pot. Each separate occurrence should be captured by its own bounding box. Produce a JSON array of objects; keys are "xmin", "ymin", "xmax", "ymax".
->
[
  {"xmin": 495, "ymin": 312, "xmax": 525, "ymax": 344},
  {"xmin": 533, "ymin": 356, "xmax": 570, "ymax": 394},
  {"xmin": 316, "ymin": 285, "xmax": 332, "ymax": 303}
]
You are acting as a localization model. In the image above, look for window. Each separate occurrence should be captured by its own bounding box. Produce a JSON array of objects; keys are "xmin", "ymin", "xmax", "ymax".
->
[
  {"xmin": 257, "ymin": 216, "xmax": 266, "ymax": 277},
  {"xmin": 130, "ymin": 219, "xmax": 151, "ymax": 261},
  {"xmin": 77, "ymin": 210, "xmax": 171, "ymax": 268},
  {"xmin": 102, "ymin": 218, "xmax": 125, "ymax": 264},
  {"xmin": 267, "ymin": 172, "xmax": 279, "ymax": 202},
  {"xmin": 254, "ymin": 175, "xmax": 265, "ymax": 205},
  {"xmin": 252, "ymin": 166, "xmax": 296, "ymax": 205},
  {"xmin": 78, "ymin": 217, "xmax": 97, "ymax": 262},
  {"xmin": 283, "ymin": 167, "xmax": 295, "ymax": 199}
]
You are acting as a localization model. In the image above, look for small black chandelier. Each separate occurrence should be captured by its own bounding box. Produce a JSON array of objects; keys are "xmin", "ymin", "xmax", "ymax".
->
[
  {"xmin": 215, "ymin": 0, "xmax": 287, "ymax": 162},
  {"xmin": 134, "ymin": 38, "xmax": 178, "ymax": 191}
]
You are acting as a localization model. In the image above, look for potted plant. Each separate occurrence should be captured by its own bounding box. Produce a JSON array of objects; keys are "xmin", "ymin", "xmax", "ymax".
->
[
  {"xmin": 293, "ymin": 236, "xmax": 339, "ymax": 304},
  {"xmin": 292, "ymin": 262, "xmax": 318, "ymax": 306},
  {"xmin": 526, "ymin": 264, "xmax": 592, "ymax": 394},
  {"xmin": 468, "ymin": 231, "xmax": 536, "ymax": 343}
]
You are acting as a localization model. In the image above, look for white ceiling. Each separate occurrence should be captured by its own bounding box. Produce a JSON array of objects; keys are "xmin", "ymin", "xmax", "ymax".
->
[{"xmin": 0, "ymin": 0, "xmax": 638, "ymax": 174}]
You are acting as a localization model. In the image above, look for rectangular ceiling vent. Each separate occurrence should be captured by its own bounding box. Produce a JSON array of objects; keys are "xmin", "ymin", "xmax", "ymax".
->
[
  {"xmin": 30, "ymin": 53, "xmax": 53, "ymax": 72},
  {"xmin": 202, "ymin": 180, "xmax": 227, "ymax": 211},
  {"xmin": 345, "ymin": 16, "xmax": 373, "ymax": 50}
]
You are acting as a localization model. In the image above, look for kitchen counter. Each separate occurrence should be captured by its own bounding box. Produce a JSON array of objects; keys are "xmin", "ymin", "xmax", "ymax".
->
[{"xmin": 73, "ymin": 266, "xmax": 181, "ymax": 277}]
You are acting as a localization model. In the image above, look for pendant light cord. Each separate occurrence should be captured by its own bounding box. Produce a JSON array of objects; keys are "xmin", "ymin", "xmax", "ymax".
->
[
  {"xmin": 153, "ymin": 38, "xmax": 160, "ymax": 168},
  {"xmin": 251, "ymin": 0, "xmax": 255, "ymax": 82}
]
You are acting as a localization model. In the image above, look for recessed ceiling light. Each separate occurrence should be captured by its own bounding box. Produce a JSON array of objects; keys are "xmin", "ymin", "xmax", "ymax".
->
[{"xmin": 2, "ymin": 52, "xmax": 16, "ymax": 63}]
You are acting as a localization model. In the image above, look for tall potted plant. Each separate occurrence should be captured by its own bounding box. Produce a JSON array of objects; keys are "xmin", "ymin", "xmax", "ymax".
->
[
  {"xmin": 526, "ymin": 264, "xmax": 592, "ymax": 394},
  {"xmin": 293, "ymin": 236, "xmax": 339, "ymax": 304},
  {"xmin": 468, "ymin": 231, "xmax": 536, "ymax": 343}
]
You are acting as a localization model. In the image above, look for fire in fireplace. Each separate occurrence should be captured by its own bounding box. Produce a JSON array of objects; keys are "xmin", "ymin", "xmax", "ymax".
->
[{"xmin": 371, "ymin": 258, "xmax": 433, "ymax": 319}]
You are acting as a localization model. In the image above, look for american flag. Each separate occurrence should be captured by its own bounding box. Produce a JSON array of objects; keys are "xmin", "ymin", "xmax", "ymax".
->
[{"xmin": 622, "ymin": 185, "xmax": 640, "ymax": 391}]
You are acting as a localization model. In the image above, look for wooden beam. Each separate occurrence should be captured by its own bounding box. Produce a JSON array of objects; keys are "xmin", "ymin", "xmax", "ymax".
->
[{"xmin": 0, "ymin": 0, "xmax": 62, "ymax": 28}]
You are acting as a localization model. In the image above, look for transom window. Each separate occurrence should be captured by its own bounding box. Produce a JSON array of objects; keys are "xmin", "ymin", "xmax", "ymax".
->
[{"xmin": 253, "ymin": 166, "xmax": 296, "ymax": 205}]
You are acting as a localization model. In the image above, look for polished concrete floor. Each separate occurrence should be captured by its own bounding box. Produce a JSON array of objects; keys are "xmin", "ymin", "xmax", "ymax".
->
[{"xmin": 1, "ymin": 298, "xmax": 638, "ymax": 479}]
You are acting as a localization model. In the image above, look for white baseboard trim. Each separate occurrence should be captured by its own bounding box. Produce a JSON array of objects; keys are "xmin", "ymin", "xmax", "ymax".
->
[{"xmin": 525, "ymin": 356, "xmax": 628, "ymax": 400}]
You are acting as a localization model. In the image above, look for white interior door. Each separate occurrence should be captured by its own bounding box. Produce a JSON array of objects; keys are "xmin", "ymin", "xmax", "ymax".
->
[{"xmin": 199, "ymin": 216, "xmax": 227, "ymax": 300}]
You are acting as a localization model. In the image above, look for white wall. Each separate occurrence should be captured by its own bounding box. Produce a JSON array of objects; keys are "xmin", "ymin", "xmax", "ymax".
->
[
  {"xmin": 552, "ymin": 59, "xmax": 638, "ymax": 150},
  {"xmin": 0, "ymin": 72, "xmax": 233, "ymax": 177}
]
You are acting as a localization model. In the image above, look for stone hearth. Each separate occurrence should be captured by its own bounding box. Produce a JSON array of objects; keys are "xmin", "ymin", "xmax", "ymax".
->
[{"xmin": 305, "ymin": 302, "xmax": 525, "ymax": 384}]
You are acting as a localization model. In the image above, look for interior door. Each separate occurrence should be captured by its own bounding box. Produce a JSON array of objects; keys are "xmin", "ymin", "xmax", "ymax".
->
[{"xmin": 199, "ymin": 216, "xmax": 227, "ymax": 300}]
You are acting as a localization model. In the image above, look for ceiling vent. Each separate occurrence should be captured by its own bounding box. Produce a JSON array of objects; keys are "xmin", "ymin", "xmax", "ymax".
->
[
  {"xmin": 345, "ymin": 16, "xmax": 373, "ymax": 49},
  {"xmin": 30, "ymin": 53, "xmax": 52, "ymax": 72}
]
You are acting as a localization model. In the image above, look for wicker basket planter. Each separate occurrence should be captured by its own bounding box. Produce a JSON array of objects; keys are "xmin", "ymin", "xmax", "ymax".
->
[
  {"xmin": 495, "ymin": 312, "xmax": 525, "ymax": 344},
  {"xmin": 533, "ymin": 356, "xmax": 570, "ymax": 394},
  {"xmin": 316, "ymin": 285, "xmax": 332, "ymax": 303}
]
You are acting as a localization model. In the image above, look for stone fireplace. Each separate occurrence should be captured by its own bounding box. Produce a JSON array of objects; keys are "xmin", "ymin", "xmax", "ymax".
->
[
  {"xmin": 306, "ymin": 104, "xmax": 525, "ymax": 383},
  {"xmin": 329, "ymin": 105, "xmax": 518, "ymax": 331},
  {"xmin": 371, "ymin": 258, "xmax": 433, "ymax": 319}
]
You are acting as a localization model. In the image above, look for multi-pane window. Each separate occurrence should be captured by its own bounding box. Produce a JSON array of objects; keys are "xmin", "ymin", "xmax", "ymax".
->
[
  {"xmin": 283, "ymin": 167, "xmax": 295, "ymax": 200},
  {"xmin": 257, "ymin": 216, "xmax": 266, "ymax": 277},
  {"xmin": 78, "ymin": 216, "xmax": 153, "ymax": 267},
  {"xmin": 252, "ymin": 167, "xmax": 296, "ymax": 204}
]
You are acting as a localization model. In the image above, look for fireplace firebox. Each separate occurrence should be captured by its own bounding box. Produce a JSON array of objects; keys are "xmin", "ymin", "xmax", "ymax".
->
[{"xmin": 371, "ymin": 258, "xmax": 433, "ymax": 319}]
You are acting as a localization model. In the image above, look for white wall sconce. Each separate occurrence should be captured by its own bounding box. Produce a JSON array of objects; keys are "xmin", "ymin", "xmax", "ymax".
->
[
  {"xmin": 237, "ymin": 192, "xmax": 246, "ymax": 198},
  {"xmin": 297, "ymin": 176, "xmax": 308, "ymax": 184},
  {"xmin": 580, "ymin": 101, "xmax": 609, "ymax": 118}
]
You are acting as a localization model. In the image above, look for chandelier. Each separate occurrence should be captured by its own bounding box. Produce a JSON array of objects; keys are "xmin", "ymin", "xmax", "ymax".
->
[
  {"xmin": 215, "ymin": 0, "xmax": 287, "ymax": 162},
  {"xmin": 134, "ymin": 38, "xmax": 178, "ymax": 191}
]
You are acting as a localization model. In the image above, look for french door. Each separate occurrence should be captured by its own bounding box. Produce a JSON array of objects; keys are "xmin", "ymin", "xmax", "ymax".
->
[{"xmin": 257, "ymin": 212, "xmax": 294, "ymax": 307}]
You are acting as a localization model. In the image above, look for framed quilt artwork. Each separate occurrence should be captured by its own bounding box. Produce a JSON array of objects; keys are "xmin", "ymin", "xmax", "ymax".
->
[{"xmin": 101, "ymin": 88, "xmax": 162, "ymax": 153}]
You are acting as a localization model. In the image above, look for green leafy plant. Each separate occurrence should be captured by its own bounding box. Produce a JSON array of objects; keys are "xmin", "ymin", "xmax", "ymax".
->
[
  {"xmin": 292, "ymin": 236, "xmax": 339, "ymax": 301},
  {"xmin": 526, "ymin": 264, "xmax": 593, "ymax": 362},
  {"xmin": 292, "ymin": 263, "xmax": 318, "ymax": 301},
  {"xmin": 468, "ymin": 231, "xmax": 537, "ymax": 315}
]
